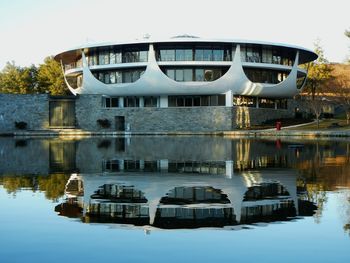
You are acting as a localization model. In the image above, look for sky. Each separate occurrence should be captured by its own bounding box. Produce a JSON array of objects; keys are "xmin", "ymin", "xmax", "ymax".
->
[{"xmin": 0, "ymin": 0, "xmax": 349, "ymax": 69}]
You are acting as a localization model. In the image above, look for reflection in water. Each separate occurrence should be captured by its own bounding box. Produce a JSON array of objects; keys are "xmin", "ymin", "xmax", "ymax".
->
[
  {"xmin": 54, "ymin": 172, "xmax": 317, "ymax": 229},
  {"xmin": 1, "ymin": 137, "xmax": 350, "ymax": 231}
]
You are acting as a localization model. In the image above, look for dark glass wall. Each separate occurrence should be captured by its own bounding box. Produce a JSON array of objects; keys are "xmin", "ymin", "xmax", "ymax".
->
[
  {"xmin": 161, "ymin": 67, "xmax": 229, "ymax": 82},
  {"xmin": 92, "ymin": 68, "xmax": 146, "ymax": 84},
  {"xmin": 243, "ymin": 68, "xmax": 290, "ymax": 84}
]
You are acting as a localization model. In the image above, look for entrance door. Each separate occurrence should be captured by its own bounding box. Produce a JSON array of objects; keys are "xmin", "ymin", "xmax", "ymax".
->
[
  {"xmin": 49, "ymin": 100, "xmax": 76, "ymax": 128},
  {"xmin": 115, "ymin": 116, "xmax": 125, "ymax": 131}
]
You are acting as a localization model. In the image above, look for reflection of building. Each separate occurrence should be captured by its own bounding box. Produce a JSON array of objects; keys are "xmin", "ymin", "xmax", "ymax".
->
[{"xmin": 55, "ymin": 169, "xmax": 317, "ymax": 229}]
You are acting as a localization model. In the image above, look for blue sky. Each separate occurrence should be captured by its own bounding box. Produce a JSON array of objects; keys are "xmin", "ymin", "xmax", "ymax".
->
[{"xmin": 0, "ymin": 0, "xmax": 349, "ymax": 69}]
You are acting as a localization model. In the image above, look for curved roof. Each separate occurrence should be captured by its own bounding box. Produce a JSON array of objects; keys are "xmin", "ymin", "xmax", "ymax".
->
[{"xmin": 54, "ymin": 37, "xmax": 318, "ymax": 64}]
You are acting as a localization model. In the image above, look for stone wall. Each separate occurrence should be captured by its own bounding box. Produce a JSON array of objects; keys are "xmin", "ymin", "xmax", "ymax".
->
[
  {"xmin": 0, "ymin": 94, "xmax": 49, "ymax": 131},
  {"xmin": 76, "ymin": 95, "xmax": 233, "ymax": 132},
  {"xmin": 0, "ymin": 94, "xmax": 295, "ymax": 132}
]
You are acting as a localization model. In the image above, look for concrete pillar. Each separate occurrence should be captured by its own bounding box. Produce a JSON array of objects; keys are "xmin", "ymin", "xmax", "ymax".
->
[
  {"xmin": 119, "ymin": 97, "xmax": 124, "ymax": 108},
  {"xmin": 225, "ymin": 90, "xmax": 233, "ymax": 107},
  {"xmin": 160, "ymin": 96, "xmax": 168, "ymax": 108},
  {"xmin": 139, "ymin": 97, "xmax": 144, "ymax": 108}
]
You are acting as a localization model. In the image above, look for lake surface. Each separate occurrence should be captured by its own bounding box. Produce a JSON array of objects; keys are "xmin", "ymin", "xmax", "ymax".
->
[{"xmin": 1, "ymin": 136, "xmax": 350, "ymax": 262}]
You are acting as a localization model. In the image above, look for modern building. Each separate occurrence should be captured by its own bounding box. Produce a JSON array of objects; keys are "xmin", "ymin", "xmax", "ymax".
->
[
  {"xmin": 55, "ymin": 35, "xmax": 317, "ymax": 110},
  {"xmin": 38, "ymin": 36, "xmax": 316, "ymax": 132}
]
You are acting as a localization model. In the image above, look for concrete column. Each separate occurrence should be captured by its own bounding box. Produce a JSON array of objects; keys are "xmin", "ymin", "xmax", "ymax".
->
[
  {"xmin": 256, "ymin": 97, "xmax": 259, "ymax": 108},
  {"xmin": 225, "ymin": 90, "xmax": 233, "ymax": 107},
  {"xmin": 160, "ymin": 96, "xmax": 168, "ymax": 108},
  {"xmin": 119, "ymin": 97, "xmax": 124, "ymax": 108}
]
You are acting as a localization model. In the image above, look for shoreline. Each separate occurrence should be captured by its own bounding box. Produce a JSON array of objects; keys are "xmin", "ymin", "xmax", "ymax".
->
[{"xmin": 1, "ymin": 129, "xmax": 350, "ymax": 138}]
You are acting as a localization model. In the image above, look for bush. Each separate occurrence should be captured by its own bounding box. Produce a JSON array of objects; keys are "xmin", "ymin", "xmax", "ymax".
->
[
  {"xmin": 96, "ymin": 119, "xmax": 111, "ymax": 128},
  {"xmin": 14, "ymin": 121, "xmax": 27, "ymax": 130}
]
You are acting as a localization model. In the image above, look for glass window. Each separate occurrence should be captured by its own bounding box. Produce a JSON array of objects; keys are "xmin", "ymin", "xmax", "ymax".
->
[
  {"xmin": 201, "ymin": 96, "xmax": 209, "ymax": 106},
  {"xmin": 258, "ymin": 98, "xmax": 275, "ymax": 108},
  {"xmin": 105, "ymin": 97, "xmax": 111, "ymax": 107},
  {"xmin": 276, "ymin": 99, "xmax": 287, "ymax": 109},
  {"xmin": 104, "ymin": 73, "xmax": 110, "ymax": 84},
  {"xmin": 176, "ymin": 97, "xmax": 184, "ymax": 107},
  {"xmin": 176, "ymin": 49, "xmax": 185, "ymax": 61},
  {"xmin": 184, "ymin": 49, "xmax": 193, "ymax": 61},
  {"xmin": 139, "ymin": 51, "xmax": 148, "ymax": 62},
  {"xmin": 184, "ymin": 69, "xmax": 192, "ymax": 81},
  {"xmin": 193, "ymin": 97, "xmax": 200, "ymax": 106},
  {"xmin": 233, "ymin": 96, "xmax": 256, "ymax": 107},
  {"xmin": 110, "ymin": 51, "xmax": 116, "ymax": 64},
  {"xmin": 99, "ymin": 52, "xmax": 105, "ymax": 65},
  {"xmin": 111, "ymin": 97, "xmax": 119, "ymax": 107},
  {"xmin": 240, "ymin": 45, "xmax": 246, "ymax": 62},
  {"xmin": 185, "ymin": 97, "xmax": 192, "ymax": 106},
  {"xmin": 132, "ymin": 71, "xmax": 140, "ymax": 82},
  {"xmin": 144, "ymin": 97, "xmax": 158, "ymax": 107},
  {"xmin": 213, "ymin": 69, "xmax": 222, "ymax": 80},
  {"xmin": 195, "ymin": 69, "xmax": 204, "ymax": 81},
  {"xmin": 195, "ymin": 49, "xmax": 204, "ymax": 61},
  {"xmin": 218, "ymin": 95, "xmax": 225, "ymax": 106},
  {"xmin": 175, "ymin": 69, "xmax": 184, "ymax": 81},
  {"xmin": 123, "ymin": 71, "xmax": 132, "ymax": 83},
  {"xmin": 213, "ymin": 50, "xmax": 224, "ymax": 61},
  {"xmin": 116, "ymin": 72, "xmax": 122, "ymax": 83},
  {"xmin": 110, "ymin": 72, "xmax": 116, "ymax": 84},
  {"xmin": 167, "ymin": 69, "xmax": 175, "ymax": 80},
  {"xmin": 204, "ymin": 70, "xmax": 213, "ymax": 81},
  {"xmin": 168, "ymin": 96, "xmax": 176, "ymax": 107},
  {"xmin": 229, "ymin": 46, "xmax": 235, "ymax": 61},
  {"xmin": 161, "ymin": 49, "xmax": 175, "ymax": 61},
  {"xmin": 210, "ymin": 95, "xmax": 218, "ymax": 106},
  {"xmin": 98, "ymin": 73, "xmax": 104, "ymax": 82},
  {"xmin": 116, "ymin": 52, "xmax": 122, "ymax": 63},
  {"xmin": 203, "ymin": 49, "xmax": 212, "ymax": 61},
  {"xmin": 124, "ymin": 97, "xmax": 139, "ymax": 107}
]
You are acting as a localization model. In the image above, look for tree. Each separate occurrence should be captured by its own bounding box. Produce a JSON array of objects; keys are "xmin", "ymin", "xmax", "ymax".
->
[
  {"xmin": 302, "ymin": 40, "xmax": 333, "ymax": 128},
  {"xmin": 0, "ymin": 62, "xmax": 37, "ymax": 94},
  {"xmin": 346, "ymin": 29, "xmax": 350, "ymax": 62},
  {"xmin": 303, "ymin": 40, "xmax": 333, "ymax": 99},
  {"xmin": 329, "ymin": 64, "xmax": 350, "ymax": 124},
  {"xmin": 37, "ymin": 56, "xmax": 68, "ymax": 95}
]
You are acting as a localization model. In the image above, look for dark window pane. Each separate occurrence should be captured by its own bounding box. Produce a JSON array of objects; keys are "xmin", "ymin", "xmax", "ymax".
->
[
  {"xmin": 177, "ymin": 97, "xmax": 184, "ymax": 107},
  {"xmin": 111, "ymin": 98, "xmax": 119, "ymax": 107},
  {"xmin": 169, "ymin": 96, "xmax": 176, "ymax": 107},
  {"xmin": 201, "ymin": 96, "xmax": 209, "ymax": 106},
  {"xmin": 185, "ymin": 97, "xmax": 192, "ymax": 106},
  {"xmin": 218, "ymin": 95, "xmax": 225, "ymax": 106},
  {"xmin": 193, "ymin": 97, "xmax": 200, "ymax": 106}
]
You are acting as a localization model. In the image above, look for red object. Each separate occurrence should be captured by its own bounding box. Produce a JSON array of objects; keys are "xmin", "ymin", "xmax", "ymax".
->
[{"xmin": 276, "ymin": 121, "xmax": 282, "ymax": 131}]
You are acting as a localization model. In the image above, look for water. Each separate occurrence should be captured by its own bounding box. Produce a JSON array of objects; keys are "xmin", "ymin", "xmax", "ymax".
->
[{"xmin": 1, "ymin": 137, "xmax": 350, "ymax": 262}]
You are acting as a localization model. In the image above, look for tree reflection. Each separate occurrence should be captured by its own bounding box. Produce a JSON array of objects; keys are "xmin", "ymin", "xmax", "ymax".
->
[{"xmin": 0, "ymin": 174, "xmax": 70, "ymax": 201}]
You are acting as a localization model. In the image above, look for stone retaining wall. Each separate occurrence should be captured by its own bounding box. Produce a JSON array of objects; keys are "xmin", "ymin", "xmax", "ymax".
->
[
  {"xmin": 0, "ymin": 94, "xmax": 49, "ymax": 131},
  {"xmin": 0, "ymin": 94, "xmax": 295, "ymax": 132}
]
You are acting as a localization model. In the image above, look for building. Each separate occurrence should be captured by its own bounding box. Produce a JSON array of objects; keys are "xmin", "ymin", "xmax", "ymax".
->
[
  {"xmin": 0, "ymin": 36, "xmax": 318, "ymax": 133},
  {"xmin": 52, "ymin": 36, "xmax": 317, "ymax": 131},
  {"xmin": 55, "ymin": 35, "xmax": 316, "ymax": 105}
]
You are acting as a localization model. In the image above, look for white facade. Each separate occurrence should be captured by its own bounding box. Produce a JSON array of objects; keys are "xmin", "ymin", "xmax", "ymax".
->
[{"xmin": 55, "ymin": 36, "xmax": 317, "ymax": 107}]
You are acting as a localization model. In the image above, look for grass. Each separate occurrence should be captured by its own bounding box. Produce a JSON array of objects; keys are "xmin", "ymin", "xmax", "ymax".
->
[{"xmin": 287, "ymin": 118, "xmax": 350, "ymax": 131}]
